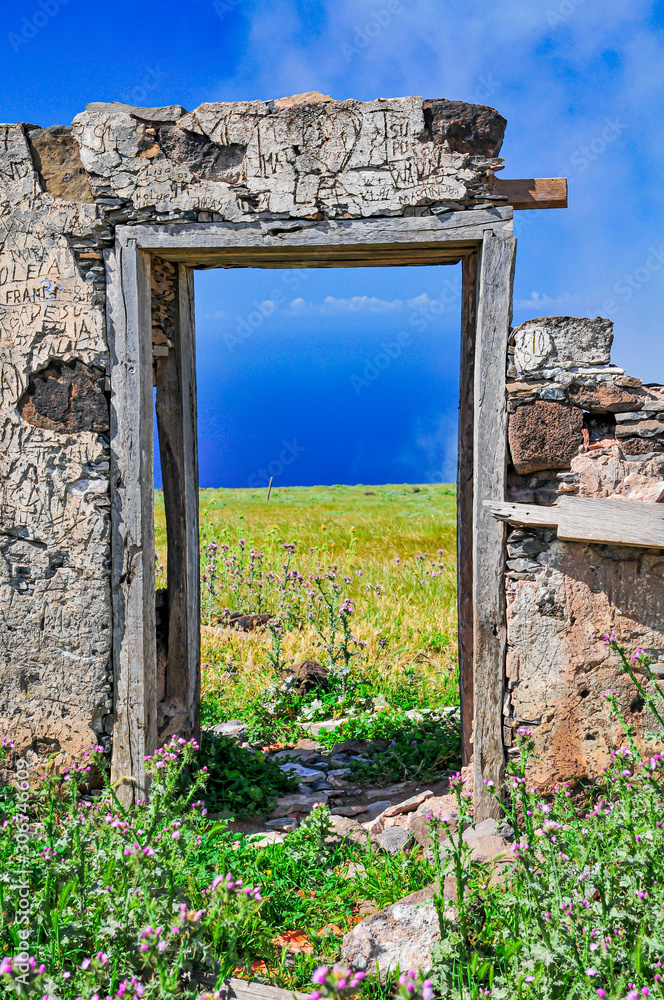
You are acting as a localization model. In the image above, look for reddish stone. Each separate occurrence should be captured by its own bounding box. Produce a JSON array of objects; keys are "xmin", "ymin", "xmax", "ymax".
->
[
  {"xmin": 568, "ymin": 382, "xmax": 642, "ymax": 413},
  {"xmin": 619, "ymin": 437, "xmax": 664, "ymax": 455},
  {"xmin": 508, "ymin": 401, "xmax": 584, "ymax": 474}
]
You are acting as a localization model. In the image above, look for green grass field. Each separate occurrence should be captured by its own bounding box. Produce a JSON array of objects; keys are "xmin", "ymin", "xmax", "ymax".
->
[{"xmin": 155, "ymin": 483, "xmax": 460, "ymax": 737}]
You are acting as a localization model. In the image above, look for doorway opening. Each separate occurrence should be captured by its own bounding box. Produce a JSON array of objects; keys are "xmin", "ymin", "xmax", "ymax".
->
[{"xmin": 108, "ymin": 216, "xmax": 515, "ymax": 810}]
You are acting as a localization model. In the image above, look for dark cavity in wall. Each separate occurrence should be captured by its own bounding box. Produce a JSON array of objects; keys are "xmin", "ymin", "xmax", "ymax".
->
[
  {"xmin": 18, "ymin": 359, "xmax": 109, "ymax": 434},
  {"xmin": 157, "ymin": 125, "xmax": 246, "ymax": 183}
]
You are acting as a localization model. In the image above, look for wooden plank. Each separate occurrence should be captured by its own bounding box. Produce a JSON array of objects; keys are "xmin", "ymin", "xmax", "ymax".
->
[
  {"xmin": 491, "ymin": 177, "xmax": 568, "ymax": 210},
  {"xmin": 485, "ymin": 497, "xmax": 664, "ymax": 548},
  {"xmin": 115, "ymin": 210, "xmax": 513, "ymax": 268},
  {"xmin": 153, "ymin": 264, "xmax": 200, "ymax": 739},
  {"xmin": 106, "ymin": 241, "xmax": 157, "ymax": 805},
  {"xmin": 179, "ymin": 264, "xmax": 201, "ymax": 736},
  {"xmin": 558, "ymin": 497, "xmax": 664, "ymax": 547},
  {"xmin": 472, "ymin": 232, "xmax": 517, "ymax": 821},
  {"xmin": 458, "ymin": 251, "xmax": 477, "ymax": 767},
  {"xmin": 484, "ymin": 500, "xmax": 560, "ymax": 529},
  {"xmin": 195, "ymin": 978, "xmax": 307, "ymax": 1000},
  {"xmin": 159, "ymin": 248, "xmax": 470, "ymax": 268}
]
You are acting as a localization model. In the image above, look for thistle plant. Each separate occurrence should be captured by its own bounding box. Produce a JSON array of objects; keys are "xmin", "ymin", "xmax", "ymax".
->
[
  {"xmin": 427, "ymin": 644, "xmax": 664, "ymax": 999},
  {"xmin": 0, "ymin": 738, "xmax": 261, "ymax": 999},
  {"xmin": 307, "ymin": 567, "xmax": 364, "ymax": 688}
]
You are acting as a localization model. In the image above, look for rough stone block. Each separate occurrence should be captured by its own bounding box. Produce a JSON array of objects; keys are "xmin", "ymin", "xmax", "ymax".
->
[
  {"xmin": 567, "ymin": 381, "xmax": 642, "ymax": 413},
  {"xmin": 27, "ymin": 126, "xmax": 94, "ymax": 202},
  {"xmin": 421, "ymin": 98, "xmax": 506, "ymax": 156},
  {"xmin": 508, "ymin": 400, "xmax": 584, "ymax": 474},
  {"xmin": 342, "ymin": 885, "xmax": 444, "ymax": 978},
  {"xmin": 512, "ymin": 317, "xmax": 613, "ymax": 374},
  {"xmin": 506, "ymin": 537, "xmax": 664, "ymax": 792}
]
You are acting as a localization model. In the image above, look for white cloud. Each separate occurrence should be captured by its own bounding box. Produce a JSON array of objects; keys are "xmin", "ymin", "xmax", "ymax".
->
[
  {"xmin": 286, "ymin": 294, "xmax": 405, "ymax": 315},
  {"xmin": 283, "ymin": 292, "xmax": 459, "ymax": 317},
  {"xmin": 513, "ymin": 290, "xmax": 584, "ymax": 313}
]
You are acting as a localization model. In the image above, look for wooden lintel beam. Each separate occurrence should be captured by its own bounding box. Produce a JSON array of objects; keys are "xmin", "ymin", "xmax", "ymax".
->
[
  {"xmin": 491, "ymin": 177, "xmax": 568, "ymax": 210},
  {"xmin": 485, "ymin": 497, "xmax": 664, "ymax": 549}
]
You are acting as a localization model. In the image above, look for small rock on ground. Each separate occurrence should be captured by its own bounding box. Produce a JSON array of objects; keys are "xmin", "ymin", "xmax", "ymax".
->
[
  {"xmin": 326, "ymin": 815, "xmax": 367, "ymax": 844},
  {"xmin": 338, "ymin": 860, "xmax": 366, "ymax": 879},
  {"xmin": 205, "ymin": 720, "xmax": 247, "ymax": 741},
  {"xmin": 342, "ymin": 884, "xmax": 447, "ymax": 980},
  {"xmin": 247, "ymin": 831, "xmax": 285, "ymax": 848},
  {"xmin": 266, "ymin": 816, "xmax": 299, "ymax": 832},
  {"xmin": 375, "ymin": 826, "xmax": 413, "ymax": 855},
  {"xmin": 356, "ymin": 799, "xmax": 392, "ymax": 824},
  {"xmin": 232, "ymin": 613, "xmax": 273, "ymax": 631},
  {"xmin": 291, "ymin": 659, "xmax": 329, "ymax": 695}
]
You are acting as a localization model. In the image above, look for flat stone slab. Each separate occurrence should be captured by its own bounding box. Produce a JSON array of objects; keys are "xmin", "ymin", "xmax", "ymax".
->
[
  {"xmin": 85, "ymin": 101, "xmax": 187, "ymax": 121},
  {"xmin": 331, "ymin": 804, "xmax": 369, "ymax": 817},
  {"xmin": 268, "ymin": 792, "xmax": 328, "ymax": 818},
  {"xmin": 356, "ymin": 799, "xmax": 392, "ymax": 824},
  {"xmin": 383, "ymin": 790, "xmax": 433, "ymax": 817},
  {"xmin": 279, "ymin": 762, "xmax": 326, "ymax": 783}
]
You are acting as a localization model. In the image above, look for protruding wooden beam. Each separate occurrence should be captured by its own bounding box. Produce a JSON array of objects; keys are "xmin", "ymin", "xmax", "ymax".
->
[
  {"xmin": 491, "ymin": 177, "xmax": 568, "ymax": 210},
  {"xmin": 485, "ymin": 497, "xmax": 664, "ymax": 548}
]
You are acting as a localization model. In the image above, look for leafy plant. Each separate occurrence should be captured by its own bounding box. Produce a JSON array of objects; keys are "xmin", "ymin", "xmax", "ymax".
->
[
  {"xmin": 317, "ymin": 710, "xmax": 461, "ymax": 784},
  {"xmin": 197, "ymin": 732, "xmax": 298, "ymax": 816}
]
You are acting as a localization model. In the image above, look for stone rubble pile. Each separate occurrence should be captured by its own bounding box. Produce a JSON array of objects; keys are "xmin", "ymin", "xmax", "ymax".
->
[{"xmin": 207, "ymin": 721, "xmax": 516, "ymax": 979}]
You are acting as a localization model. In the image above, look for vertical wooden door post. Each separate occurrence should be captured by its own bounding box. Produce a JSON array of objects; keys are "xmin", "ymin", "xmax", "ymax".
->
[
  {"xmin": 154, "ymin": 264, "xmax": 200, "ymax": 740},
  {"xmin": 106, "ymin": 241, "xmax": 157, "ymax": 805},
  {"xmin": 458, "ymin": 251, "xmax": 478, "ymax": 766},
  {"xmin": 472, "ymin": 232, "xmax": 517, "ymax": 820}
]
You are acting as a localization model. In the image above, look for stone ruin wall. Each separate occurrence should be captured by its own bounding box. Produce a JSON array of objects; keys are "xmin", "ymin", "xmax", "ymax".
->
[
  {"xmin": 0, "ymin": 93, "xmax": 507, "ymax": 775},
  {"xmin": 503, "ymin": 317, "xmax": 664, "ymax": 789},
  {"xmin": 0, "ymin": 91, "xmax": 661, "ymax": 791}
]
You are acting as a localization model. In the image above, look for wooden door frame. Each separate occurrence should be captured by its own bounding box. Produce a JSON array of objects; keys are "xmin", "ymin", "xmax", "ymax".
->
[{"xmin": 105, "ymin": 211, "xmax": 516, "ymax": 817}]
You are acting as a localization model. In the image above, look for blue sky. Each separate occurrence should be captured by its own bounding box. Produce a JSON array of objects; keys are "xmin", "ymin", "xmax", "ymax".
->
[{"xmin": 4, "ymin": 0, "xmax": 664, "ymax": 486}]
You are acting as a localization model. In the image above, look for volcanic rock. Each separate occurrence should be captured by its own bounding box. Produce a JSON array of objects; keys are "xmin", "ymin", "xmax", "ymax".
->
[{"xmin": 509, "ymin": 400, "xmax": 585, "ymax": 474}]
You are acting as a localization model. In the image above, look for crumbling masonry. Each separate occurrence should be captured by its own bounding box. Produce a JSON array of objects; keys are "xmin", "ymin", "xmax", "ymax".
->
[{"xmin": 0, "ymin": 92, "xmax": 662, "ymax": 814}]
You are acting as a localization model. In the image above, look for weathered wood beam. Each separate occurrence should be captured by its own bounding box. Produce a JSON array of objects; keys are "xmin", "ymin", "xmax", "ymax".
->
[
  {"xmin": 491, "ymin": 177, "xmax": 568, "ymax": 210},
  {"xmin": 458, "ymin": 252, "xmax": 478, "ymax": 767},
  {"xmin": 116, "ymin": 209, "xmax": 513, "ymax": 269},
  {"xmin": 106, "ymin": 241, "xmax": 157, "ymax": 805},
  {"xmin": 486, "ymin": 496, "xmax": 664, "ymax": 548},
  {"xmin": 472, "ymin": 232, "xmax": 517, "ymax": 821},
  {"xmin": 484, "ymin": 500, "xmax": 560, "ymax": 529},
  {"xmin": 154, "ymin": 264, "xmax": 201, "ymax": 741}
]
